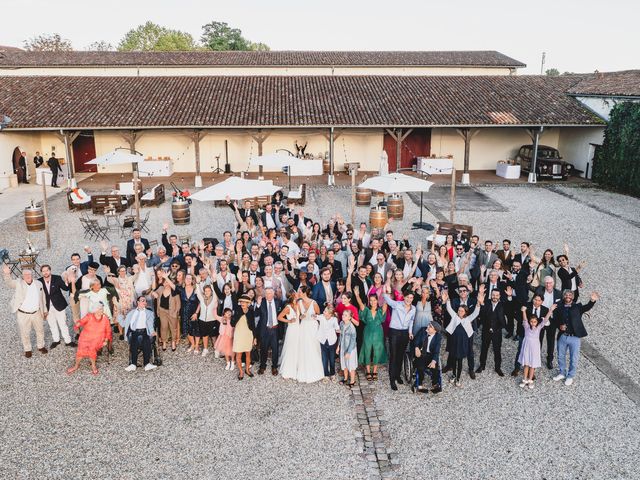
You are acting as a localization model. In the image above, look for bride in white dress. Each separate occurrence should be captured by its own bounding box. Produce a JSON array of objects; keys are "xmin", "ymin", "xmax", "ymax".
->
[
  {"xmin": 294, "ymin": 287, "xmax": 325, "ymax": 383},
  {"xmin": 278, "ymin": 294, "xmax": 300, "ymax": 380}
]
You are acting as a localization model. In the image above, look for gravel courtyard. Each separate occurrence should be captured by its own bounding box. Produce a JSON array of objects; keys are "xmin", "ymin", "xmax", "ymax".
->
[{"xmin": 0, "ymin": 182, "xmax": 638, "ymax": 479}]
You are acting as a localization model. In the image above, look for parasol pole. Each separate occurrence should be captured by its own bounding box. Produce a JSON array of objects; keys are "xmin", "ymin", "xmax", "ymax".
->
[{"xmin": 41, "ymin": 171, "xmax": 51, "ymax": 249}]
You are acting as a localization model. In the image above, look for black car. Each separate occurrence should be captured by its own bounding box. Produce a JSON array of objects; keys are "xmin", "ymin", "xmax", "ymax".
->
[{"xmin": 515, "ymin": 145, "xmax": 572, "ymax": 180}]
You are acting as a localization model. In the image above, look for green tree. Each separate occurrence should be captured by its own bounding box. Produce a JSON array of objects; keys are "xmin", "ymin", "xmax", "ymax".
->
[
  {"xmin": 593, "ymin": 102, "xmax": 640, "ymax": 196},
  {"xmin": 545, "ymin": 68, "xmax": 560, "ymax": 76},
  {"xmin": 118, "ymin": 21, "xmax": 197, "ymax": 51},
  {"xmin": 23, "ymin": 33, "xmax": 73, "ymax": 51},
  {"xmin": 201, "ymin": 21, "xmax": 269, "ymax": 51}
]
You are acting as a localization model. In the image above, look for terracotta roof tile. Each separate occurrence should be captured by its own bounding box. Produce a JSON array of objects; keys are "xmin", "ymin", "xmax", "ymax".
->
[
  {"xmin": 566, "ymin": 70, "xmax": 640, "ymax": 97},
  {"xmin": 0, "ymin": 75, "xmax": 602, "ymax": 129},
  {"xmin": 0, "ymin": 50, "xmax": 525, "ymax": 67}
]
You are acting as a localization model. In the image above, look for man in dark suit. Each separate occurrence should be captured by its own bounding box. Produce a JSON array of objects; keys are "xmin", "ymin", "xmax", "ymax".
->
[
  {"xmin": 256, "ymin": 287, "xmax": 282, "ymax": 375},
  {"xmin": 476, "ymin": 288, "xmax": 509, "ymax": 376},
  {"xmin": 533, "ymin": 277, "xmax": 563, "ymax": 369},
  {"xmin": 504, "ymin": 260, "xmax": 530, "ymax": 339},
  {"xmin": 99, "ymin": 241, "xmax": 130, "ymax": 274},
  {"xmin": 513, "ymin": 242, "xmax": 532, "ymax": 274},
  {"xmin": 39, "ymin": 264, "xmax": 76, "ymax": 348},
  {"xmin": 47, "ymin": 154, "xmax": 63, "ymax": 187},
  {"xmin": 553, "ymin": 290, "xmax": 598, "ymax": 385},
  {"xmin": 557, "ymin": 254, "xmax": 584, "ymax": 301},
  {"xmin": 126, "ymin": 228, "xmax": 150, "ymax": 266},
  {"xmin": 33, "ymin": 151, "xmax": 44, "ymax": 168},
  {"xmin": 496, "ymin": 239, "xmax": 514, "ymax": 272},
  {"xmin": 473, "ymin": 240, "xmax": 499, "ymax": 284},
  {"xmin": 321, "ymin": 250, "xmax": 343, "ymax": 282},
  {"xmin": 362, "ymin": 238, "xmax": 383, "ymax": 266},
  {"xmin": 227, "ymin": 198, "xmax": 259, "ymax": 225},
  {"xmin": 413, "ymin": 321, "xmax": 442, "ymax": 393},
  {"xmin": 312, "ymin": 268, "xmax": 336, "ymax": 312},
  {"xmin": 512, "ymin": 294, "xmax": 550, "ymax": 377},
  {"xmin": 260, "ymin": 203, "xmax": 279, "ymax": 230}
]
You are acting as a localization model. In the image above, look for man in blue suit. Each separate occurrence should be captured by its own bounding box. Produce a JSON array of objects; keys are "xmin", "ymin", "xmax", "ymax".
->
[
  {"xmin": 311, "ymin": 268, "xmax": 336, "ymax": 313},
  {"xmin": 256, "ymin": 287, "xmax": 282, "ymax": 375},
  {"xmin": 413, "ymin": 321, "xmax": 443, "ymax": 394}
]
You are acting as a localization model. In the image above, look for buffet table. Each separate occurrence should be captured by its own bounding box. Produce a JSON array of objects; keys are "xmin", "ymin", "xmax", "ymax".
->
[
  {"xmin": 35, "ymin": 167, "xmax": 66, "ymax": 185},
  {"xmin": 248, "ymin": 156, "xmax": 323, "ymax": 176},
  {"xmin": 496, "ymin": 162, "xmax": 521, "ymax": 179},
  {"xmin": 138, "ymin": 160, "xmax": 173, "ymax": 177}
]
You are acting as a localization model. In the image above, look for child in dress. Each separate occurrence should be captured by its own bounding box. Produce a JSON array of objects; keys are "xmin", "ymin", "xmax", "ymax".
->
[
  {"xmin": 214, "ymin": 308, "xmax": 235, "ymax": 370},
  {"xmin": 518, "ymin": 305, "xmax": 555, "ymax": 389},
  {"xmin": 338, "ymin": 309, "xmax": 358, "ymax": 387}
]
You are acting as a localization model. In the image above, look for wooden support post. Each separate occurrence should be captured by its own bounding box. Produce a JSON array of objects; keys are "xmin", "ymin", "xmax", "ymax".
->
[
  {"xmin": 41, "ymin": 171, "xmax": 51, "ymax": 249},
  {"xmin": 385, "ymin": 128, "xmax": 413, "ymax": 172},
  {"xmin": 189, "ymin": 129, "xmax": 207, "ymax": 188},
  {"xmin": 351, "ymin": 167, "xmax": 356, "ymax": 225},
  {"xmin": 328, "ymin": 127, "xmax": 335, "ymax": 186},
  {"xmin": 450, "ymin": 166, "xmax": 456, "ymax": 223},
  {"xmin": 55, "ymin": 130, "xmax": 80, "ymax": 187},
  {"xmin": 456, "ymin": 128, "xmax": 479, "ymax": 185},
  {"xmin": 249, "ymin": 129, "xmax": 272, "ymax": 157}
]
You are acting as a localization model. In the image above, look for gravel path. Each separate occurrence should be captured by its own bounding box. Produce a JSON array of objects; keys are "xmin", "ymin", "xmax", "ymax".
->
[{"xmin": 1, "ymin": 184, "xmax": 638, "ymax": 479}]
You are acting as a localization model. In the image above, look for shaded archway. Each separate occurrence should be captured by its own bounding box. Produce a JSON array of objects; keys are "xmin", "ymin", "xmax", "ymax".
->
[{"xmin": 11, "ymin": 146, "xmax": 24, "ymax": 182}]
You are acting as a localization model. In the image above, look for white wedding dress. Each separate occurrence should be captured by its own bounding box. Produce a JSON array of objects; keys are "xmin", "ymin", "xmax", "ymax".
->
[
  {"xmin": 295, "ymin": 300, "xmax": 325, "ymax": 384},
  {"xmin": 279, "ymin": 305, "xmax": 300, "ymax": 380}
]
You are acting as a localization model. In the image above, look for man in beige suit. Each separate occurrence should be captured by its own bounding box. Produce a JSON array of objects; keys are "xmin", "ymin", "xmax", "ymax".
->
[{"xmin": 3, "ymin": 264, "xmax": 48, "ymax": 358}]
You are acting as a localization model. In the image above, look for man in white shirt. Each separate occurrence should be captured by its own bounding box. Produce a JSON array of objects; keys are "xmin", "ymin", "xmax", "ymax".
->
[
  {"xmin": 3, "ymin": 264, "xmax": 48, "ymax": 357},
  {"xmin": 133, "ymin": 254, "xmax": 153, "ymax": 298},
  {"xmin": 123, "ymin": 296, "xmax": 157, "ymax": 372}
]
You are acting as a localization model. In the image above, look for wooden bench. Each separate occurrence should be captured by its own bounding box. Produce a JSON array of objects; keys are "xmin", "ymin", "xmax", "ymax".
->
[
  {"xmin": 91, "ymin": 194, "xmax": 133, "ymax": 214},
  {"xmin": 67, "ymin": 189, "xmax": 92, "ymax": 211},
  {"xmin": 286, "ymin": 184, "xmax": 306, "ymax": 206},
  {"xmin": 140, "ymin": 184, "xmax": 165, "ymax": 207}
]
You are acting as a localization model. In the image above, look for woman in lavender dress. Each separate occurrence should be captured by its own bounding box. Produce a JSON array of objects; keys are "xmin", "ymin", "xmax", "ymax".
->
[{"xmin": 518, "ymin": 305, "xmax": 555, "ymax": 389}]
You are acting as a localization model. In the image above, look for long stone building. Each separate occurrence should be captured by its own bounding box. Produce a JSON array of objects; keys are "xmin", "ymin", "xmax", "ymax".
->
[{"xmin": 0, "ymin": 49, "xmax": 635, "ymax": 188}]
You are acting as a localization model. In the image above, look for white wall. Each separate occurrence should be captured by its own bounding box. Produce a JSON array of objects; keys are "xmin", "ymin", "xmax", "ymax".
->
[
  {"xmin": 574, "ymin": 96, "xmax": 640, "ymax": 121},
  {"xmin": 430, "ymin": 127, "xmax": 560, "ymax": 171},
  {"xmin": 0, "ymin": 131, "xmax": 43, "ymax": 183},
  {"xmin": 0, "ymin": 66, "xmax": 516, "ymax": 77},
  {"xmin": 557, "ymin": 127, "xmax": 605, "ymax": 177}
]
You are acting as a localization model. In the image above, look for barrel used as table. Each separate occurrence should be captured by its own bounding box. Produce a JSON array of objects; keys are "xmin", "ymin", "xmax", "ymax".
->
[
  {"xmin": 369, "ymin": 206, "xmax": 388, "ymax": 229},
  {"xmin": 370, "ymin": 190, "xmax": 385, "ymax": 206},
  {"xmin": 24, "ymin": 205, "xmax": 45, "ymax": 232},
  {"xmin": 172, "ymin": 200, "xmax": 191, "ymax": 225},
  {"xmin": 387, "ymin": 196, "xmax": 404, "ymax": 220},
  {"xmin": 323, "ymin": 157, "xmax": 330, "ymax": 174},
  {"xmin": 356, "ymin": 187, "xmax": 371, "ymax": 206}
]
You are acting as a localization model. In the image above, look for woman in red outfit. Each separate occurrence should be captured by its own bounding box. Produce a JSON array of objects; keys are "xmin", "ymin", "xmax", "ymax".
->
[{"xmin": 67, "ymin": 303, "xmax": 112, "ymax": 375}]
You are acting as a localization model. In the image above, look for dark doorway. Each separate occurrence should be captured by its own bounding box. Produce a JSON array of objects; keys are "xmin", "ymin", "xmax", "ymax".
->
[
  {"xmin": 11, "ymin": 146, "xmax": 26, "ymax": 182},
  {"xmin": 72, "ymin": 131, "xmax": 97, "ymax": 173},
  {"xmin": 383, "ymin": 128, "xmax": 431, "ymax": 172}
]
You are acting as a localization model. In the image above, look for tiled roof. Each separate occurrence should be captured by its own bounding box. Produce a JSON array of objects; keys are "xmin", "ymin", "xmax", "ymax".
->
[
  {"xmin": 0, "ymin": 75, "xmax": 602, "ymax": 129},
  {"xmin": 0, "ymin": 50, "xmax": 525, "ymax": 68},
  {"xmin": 567, "ymin": 70, "xmax": 640, "ymax": 97}
]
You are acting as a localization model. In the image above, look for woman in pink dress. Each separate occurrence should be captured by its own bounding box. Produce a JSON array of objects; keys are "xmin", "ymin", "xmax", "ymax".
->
[
  {"xmin": 518, "ymin": 305, "xmax": 555, "ymax": 389},
  {"xmin": 67, "ymin": 303, "xmax": 112, "ymax": 375},
  {"xmin": 214, "ymin": 308, "xmax": 235, "ymax": 370}
]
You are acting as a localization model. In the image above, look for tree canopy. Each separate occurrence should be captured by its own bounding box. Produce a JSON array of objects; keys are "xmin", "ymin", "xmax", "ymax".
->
[
  {"xmin": 23, "ymin": 34, "xmax": 73, "ymax": 52},
  {"xmin": 118, "ymin": 21, "xmax": 198, "ymax": 51},
  {"xmin": 201, "ymin": 21, "xmax": 269, "ymax": 51}
]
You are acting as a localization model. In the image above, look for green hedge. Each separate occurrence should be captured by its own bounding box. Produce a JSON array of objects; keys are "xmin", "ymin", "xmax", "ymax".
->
[{"xmin": 593, "ymin": 102, "xmax": 640, "ymax": 196}]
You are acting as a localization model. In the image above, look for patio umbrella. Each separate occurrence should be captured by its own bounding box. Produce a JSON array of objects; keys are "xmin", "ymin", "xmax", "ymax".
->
[
  {"xmin": 86, "ymin": 149, "xmax": 144, "ymax": 224},
  {"xmin": 358, "ymin": 172, "xmax": 433, "ymax": 194},
  {"xmin": 191, "ymin": 176, "xmax": 282, "ymax": 202}
]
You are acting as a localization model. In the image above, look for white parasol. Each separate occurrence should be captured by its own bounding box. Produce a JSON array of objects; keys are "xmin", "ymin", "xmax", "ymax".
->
[
  {"xmin": 358, "ymin": 172, "xmax": 433, "ymax": 194},
  {"xmin": 191, "ymin": 176, "xmax": 282, "ymax": 202}
]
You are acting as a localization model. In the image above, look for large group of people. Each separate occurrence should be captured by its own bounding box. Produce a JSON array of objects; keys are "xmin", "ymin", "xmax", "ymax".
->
[{"xmin": 3, "ymin": 192, "xmax": 599, "ymax": 393}]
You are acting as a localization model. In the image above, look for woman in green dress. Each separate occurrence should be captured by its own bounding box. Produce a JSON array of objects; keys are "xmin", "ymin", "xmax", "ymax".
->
[{"xmin": 357, "ymin": 293, "xmax": 388, "ymax": 381}]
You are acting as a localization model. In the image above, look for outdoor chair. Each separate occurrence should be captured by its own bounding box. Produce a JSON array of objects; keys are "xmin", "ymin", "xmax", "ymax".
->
[
  {"xmin": 140, "ymin": 184, "xmax": 165, "ymax": 207},
  {"xmin": 3, "ymin": 255, "xmax": 21, "ymax": 278},
  {"xmin": 121, "ymin": 216, "xmax": 136, "ymax": 238},
  {"xmin": 67, "ymin": 188, "xmax": 92, "ymax": 211},
  {"xmin": 148, "ymin": 239, "xmax": 159, "ymax": 248},
  {"xmin": 138, "ymin": 211, "xmax": 151, "ymax": 233},
  {"xmin": 287, "ymin": 184, "xmax": 306, "ymax": 205}
]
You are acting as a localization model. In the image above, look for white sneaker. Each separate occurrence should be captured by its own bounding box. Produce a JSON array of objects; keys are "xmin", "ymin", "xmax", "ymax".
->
[
  {"xmin": 564, "ymin": 378, "xmax": 574, "ymax": 386},
  {"xmin": 186, "ymin": 346, "xmax": 193, "ymax": 353},
  {"xmin": 528, "ymin": 382, "xmax": 535, "ymax": 390},
  {"xmin": 455, "ymin": 380, "xmax": 462, "ymax": 387},
  {"xmin": 519, "ymin": 380, "xmax": 527, "ymax": 388},
  {"xmin": 553, "ymin": 374, "xmax": 566, "ymax": 382},
  {"xmin": 144, "ymin": 363, "xmax": 157, "ymax": 371},
  {"xmin": 214, "ymin": 351, "xmax": 220, "ymax": 359},
  {"xmin": 193, "ymin": 349, "xmax": 200, "ymax": 355},
  {"xmin": 201, "ymin": 348, "xmax": 209, "ymax": 357},
  {"xmin": 225, "ymin": 361, "xmax": 230, "ymax": 370},
  {"xmin": 231, "ymin": 361, "xmax": 236, "ymax": 370},
  {"xmin": 124, "ymin": 364, "xmax": 136, "ymax": 372}
]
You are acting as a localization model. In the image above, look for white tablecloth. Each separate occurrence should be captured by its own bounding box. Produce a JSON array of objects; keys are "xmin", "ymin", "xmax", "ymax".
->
[
  {"xmin": 496, "ymin": 163, "xmax": 521, "ymax": 179},
  {"xmin": 417, "ymin": 157, "xmax": 454, "ymax": 175},
  {"xmin": 249, "ymin": 158, "xmax": 323, "ymax": 176},
  {"xmin": 35, "ymin": 168, "xmax": 66, "ymax": 185},
  {"xmin": 138, "ymin": 160, "xmax": 173, "ymax": 177}
]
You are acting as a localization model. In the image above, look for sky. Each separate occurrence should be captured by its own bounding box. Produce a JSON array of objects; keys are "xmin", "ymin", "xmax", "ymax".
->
[{"xmin": 2, "ymin": 0, "xmax": 639, "ymax": 74}]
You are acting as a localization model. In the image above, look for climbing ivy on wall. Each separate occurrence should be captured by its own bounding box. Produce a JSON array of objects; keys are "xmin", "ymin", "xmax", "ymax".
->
[{"xmin": 593, "ymin": 102, "xmax": 640, "ymax": 196}]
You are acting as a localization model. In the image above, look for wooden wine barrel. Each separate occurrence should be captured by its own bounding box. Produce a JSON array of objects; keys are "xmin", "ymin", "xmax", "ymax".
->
[
  {"xmin": 322, "ymin": 157, "xmax": 330, "ymax": 173},
  {"xmin": 172, "ymin": 200, "xmax": 191, "ymax": 225},
  {"xmin": 24, "ymin": 205, "xmax": 45, "ymax": 232},
  {"xmin": 369, "ymin": 206, "xmax": 388, "ymax": 229},
  {"xmin": 387, "ymin": 196, "xmax": 404, "ymax": 220},
  {"xmin": 356, "ymin": 187, "xmax": 371, "ymax": 206},
  {"xmin": 370, "ymin": 190, "xmax": 384, "ymax": 206}
]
